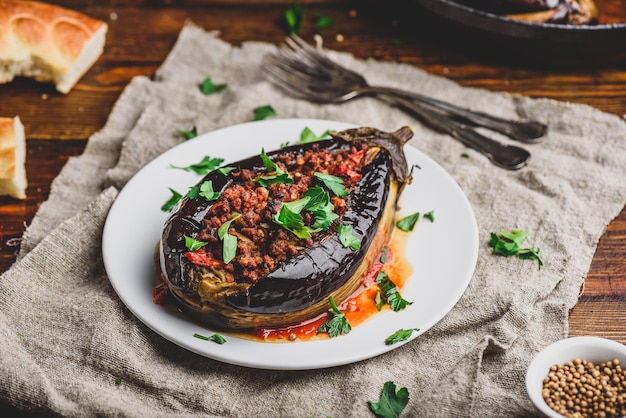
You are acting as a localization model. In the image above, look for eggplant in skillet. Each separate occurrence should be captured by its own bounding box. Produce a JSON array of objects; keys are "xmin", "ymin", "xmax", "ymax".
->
[
  {"xmin": 159, "ymin": 126, "xmax": 413, "ymax": 330},
  {"xmin": 458, "ymin": 0, "xmax": 598, "ymax": 25}
]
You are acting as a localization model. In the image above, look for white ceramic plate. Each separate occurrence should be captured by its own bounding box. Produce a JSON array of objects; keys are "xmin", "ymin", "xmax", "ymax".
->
[{"xmin": 102, "ymin": 118, "xmax": 478, "ymax": 370}]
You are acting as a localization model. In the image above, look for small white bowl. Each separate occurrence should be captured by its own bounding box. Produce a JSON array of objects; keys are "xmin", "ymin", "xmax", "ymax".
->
[{"xmin": 526, "ymin": 336, "xmax": 626, "ymax": 417}]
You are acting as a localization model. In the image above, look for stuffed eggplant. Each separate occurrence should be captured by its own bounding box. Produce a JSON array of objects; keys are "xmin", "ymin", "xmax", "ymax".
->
[{"xmin": 159, "ymin": 126, "xmax": 413, "ymax": 330}]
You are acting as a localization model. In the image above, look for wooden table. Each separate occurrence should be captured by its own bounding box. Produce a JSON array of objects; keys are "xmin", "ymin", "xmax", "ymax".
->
[{"xmin": 0, "ymin": 0, "xmax": 624, "ymax": 345}]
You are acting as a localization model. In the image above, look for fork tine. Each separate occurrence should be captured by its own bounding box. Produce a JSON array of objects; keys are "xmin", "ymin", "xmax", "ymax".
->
[
  {"xmin": 286, "ymin": 34, "xmax": 367, "ymax": 85},
  {"xmin": 281, "ymin": 38, "xmax": 342, "ymax": 83},
  {"xmin": 275, "ymin": 49, "xmax": 323, "ymax": 80},
  {"xmin": 262, "ymin": 61, "xmax": 310, "ymax": 91},
  {"xmin": 262, "ymin": 57, "xmax": 340, "ymax": 102},
  {"xmin": 281, "ymin": 36, "xmax": 339, "ymax": 77},
  {"xmin": 264, "ymin": 53, "xmax": 329, "ymax": 91},
  {"xmin": 265, "ymin": 40, "xmax": 356, "ymax": 95},
  {"xmin": 287, "ymin": 35, "xmax": 337, "ymax": 72},
  {"xmin": 275, "ymin": 39, "xmax": 362, "ymax": 93},
  {"xmin": 285, "ymin": 36, "xmax": 322, "ymax": 66}
]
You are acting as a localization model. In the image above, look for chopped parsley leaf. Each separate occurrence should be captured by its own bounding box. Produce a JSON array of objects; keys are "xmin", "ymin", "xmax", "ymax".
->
[
  {"xmin": 260, "ymin": 148, "xmax": 280, "ymax": 172},
  {"xmin": 217, "ymin": 166, "xmax": 236, "ymax": 176},
  {"xmin": 280, "ymin": 127, "xmax": 333, "ymax": 147},
  {"xmin": 170, "ymin": 156, "xmax": 224, "ymax": 175},
  {"xmin": 161, "ymin": 188, "xmax": 182, "ymax": 212},
  {"xmin": 115, "ymin": 377, "xmax": 122, "ymax": 385},
  {"xmin": 221, "ymin": 234, "xmax": 237, "ymax": 264},
  {"xmin": 272, "ymin": 205, "xmax": 314, "ymax": 239},
  {"xmin": 194, "ymin": 333, "xmax": 227, "ymax": 344},
  {"xmin": 376, "ymin": 271, "xmax": 412, "ymax": 312},
  {"xmin": 254, "ymin": 172, "xmax": 294, "ymax": 187},
  {"xmin": 184, "ymin": 235, "xmax": 207, "ymax": 252},
  {"xmin": 338, "ymin": 224, "xmax": 361, "ymax": 251},
  {"xmin": 317, "ymin": 296, "xmax": 351, "ymax": 338},
  {"xmin": 284, "ymin": 3, "xmax": 304, "ymax": 34},
  {"xmin": 303, "ymin": 186, "xmax": 329, "ymax": 210},
  {"xmin": 217, "ymin": 213, "xmax": 241, "ymax": 240},
  {"xmin": 282, "ymin": 196, "xmax": 311, "ymax": 214},
  {"xmin": 368, "ymin": 381, "xmax": 410, "ymax": 418},
  {"xmin": 304, "ymin": 188, "xmax": 338, "ymax": 229},
  {"xmin": 375, "ymin": 290, "xmax": 385, "ymax": 311},
  {"xmin": 489, "ymin": 229, "xmax": 528, "ymax": 256},
  {"xmin": 380, "ymin": 246, "xmax": 389, "ymax": 264},
  {"xmin": 314, "ymin": 13, "xmax": 334, "ymax": 30},
  {"xmin": 254, "ymin": 149, "xmax": 294, "ymax": 186},
  {"xmin": 253, "ymin": 173, "xmax": 293, "ymax": 187},
  {"xmin": 282, "ymin": 187, "xmax": 328, "ymax": 213},
  {"xmin": 396, "ymin": 212, "xmax": 420, "ymax": 232},
  {"xmin": 296, "ymin": 127, "xmax": 332, "ymax": 145},
  {"xmin": 271, "ymin": 188, "xmax": 338, "ymax": 238},
  {"xmin": 217, "ymin": 213, "xmax": 241, "ymax": 264},
  {"xmin": 518, "ymin": 247, "xmax": 543, "ymax": 269},
  {"xmin": 310, "ymin": 202, "xmax": 338, "ymax": 230},
  {"xmin": 314, "ymin": 172, "xmax": 348, "ymax": 197},
  {"xmin": 209, "ymin": 333, "xmax": 227, "ymax": 344},
  {"xmin": 188, "ymin": 180, "xmax": 220, "ymax": 201},
  {"xmin": 385, "ymin": 328, "xmax": 420, "ymax": 345},
  {"xmin": 176, "ymin": 126, "xmax": 198, "ymax": 140},
  {"xmin": 253, "ymin": 105, "xmax": 277, "ymax": 121},
  {"xmin": 424, "ymin": 210, "xmax": 435, "ymax": 223},
  {"xmin": 489, "ymin": 229, "xmax": 543, "ymax": 270},
  {"xmin": 199, "ymin": 77, "xmax": 227, "ymax": 95}
]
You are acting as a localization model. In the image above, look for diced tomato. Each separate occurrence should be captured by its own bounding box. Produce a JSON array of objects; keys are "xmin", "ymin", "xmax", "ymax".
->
[
  {"xmin": 184, "ymin": 251, "xmax": 224, "ymax": 268},
  {"xmin": 348, "ymin": 149, "xmax": 364, "ymax": 165},
  {"xmin": 334, "ymin": 165, "xmax": 362, "ymax": 183}
]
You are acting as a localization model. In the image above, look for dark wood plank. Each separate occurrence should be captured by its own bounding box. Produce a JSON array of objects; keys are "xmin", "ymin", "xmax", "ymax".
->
[
  {"xmin": 584, "ymin": 209, "xmax": 626, "ymax": 297},
  {"xmin": 569, "ymin": 300, "xmax": 626, "ymax": 343},
  {"xmin": 0, "ymin": 140, "xmax": 85, "ymax": 272}
]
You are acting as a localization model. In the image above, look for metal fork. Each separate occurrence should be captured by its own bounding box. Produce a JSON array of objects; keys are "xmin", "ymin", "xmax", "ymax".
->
[{"xmin": 263, "ymin": 35, "xmax": 546, "ymax": 170}]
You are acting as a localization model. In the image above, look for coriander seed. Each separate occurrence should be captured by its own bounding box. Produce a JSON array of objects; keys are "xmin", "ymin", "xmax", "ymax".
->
[{"xmin": 542, "ymin": 358, "xmax": 626, "ymax": 417}]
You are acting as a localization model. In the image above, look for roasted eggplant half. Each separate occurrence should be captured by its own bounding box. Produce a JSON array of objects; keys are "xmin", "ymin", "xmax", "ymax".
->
[{"xmin": 159, "ymin": 126, "xmax": 413, "ymax": 330}]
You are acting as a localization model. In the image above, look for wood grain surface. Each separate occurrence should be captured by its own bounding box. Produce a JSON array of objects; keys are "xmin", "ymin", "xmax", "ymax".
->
[{"xmin": 0, "ymin": 0, "xmax": 624, "ymax": 344}]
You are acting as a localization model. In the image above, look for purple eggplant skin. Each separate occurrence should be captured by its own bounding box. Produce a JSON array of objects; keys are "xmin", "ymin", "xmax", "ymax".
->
[{"xmin": 159, "ymin": 126, "xmax": 413, "ymax": 330}]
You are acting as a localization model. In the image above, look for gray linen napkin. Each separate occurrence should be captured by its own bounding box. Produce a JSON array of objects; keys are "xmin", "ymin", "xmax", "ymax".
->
[{"xmin": 2, "ymin": 22, "xmax": 626, "ymax": 417}]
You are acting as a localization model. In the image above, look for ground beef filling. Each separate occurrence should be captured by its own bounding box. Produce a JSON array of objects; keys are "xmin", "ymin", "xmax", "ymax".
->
[{"xmin": 190, "ymin": 143, "xmax": 368, "ymax": 284}]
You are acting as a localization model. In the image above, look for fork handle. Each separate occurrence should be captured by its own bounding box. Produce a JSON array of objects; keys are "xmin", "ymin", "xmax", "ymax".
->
[
  {"xmin": 359, "ymin": 85, "xmax": 547, "ymax": 143},
  {"xmin": 381, "ymin": 94, "xmax": 531, "ymax": 170}
]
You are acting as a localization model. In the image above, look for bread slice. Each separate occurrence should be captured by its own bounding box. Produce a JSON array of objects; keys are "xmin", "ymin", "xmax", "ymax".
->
[
  {"xmin": 0, "ymin": 116, "xmax": 27, "ymax": 199},
  {"xmin": 0, "ymin": 0, "xmax": 107, "ymax": 94}
]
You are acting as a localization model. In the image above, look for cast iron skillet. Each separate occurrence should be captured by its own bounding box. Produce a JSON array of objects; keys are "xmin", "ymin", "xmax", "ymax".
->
[{"xmin": 412, "ymin": 0, "xmax": 626, "ymax": 65}]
